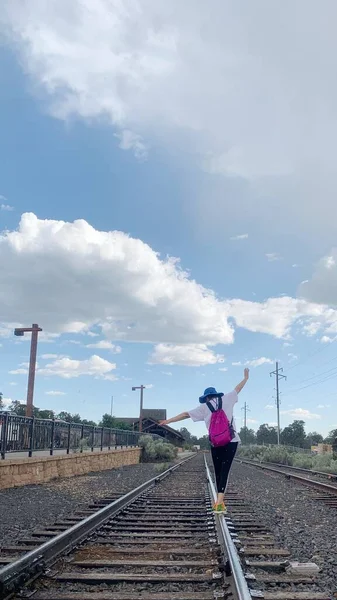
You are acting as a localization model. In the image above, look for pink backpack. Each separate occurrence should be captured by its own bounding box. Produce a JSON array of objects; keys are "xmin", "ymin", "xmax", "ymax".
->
[{"xmin": 206, "ymin": 397, "xmax": 235, "ymax": 447}]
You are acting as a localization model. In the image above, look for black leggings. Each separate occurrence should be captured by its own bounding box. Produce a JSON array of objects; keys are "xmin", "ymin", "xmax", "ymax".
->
[{"xmin": 211, "ymin": 442, "xmax": 238, "ymax": 493}]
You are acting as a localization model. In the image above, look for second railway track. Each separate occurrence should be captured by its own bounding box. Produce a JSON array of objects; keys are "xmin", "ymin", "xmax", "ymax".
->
[{"xmin": 0, "ymin": 453, "xmax": 333, "ymax": 600}]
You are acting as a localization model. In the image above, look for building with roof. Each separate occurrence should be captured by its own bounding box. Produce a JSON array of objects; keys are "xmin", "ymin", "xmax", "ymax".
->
[{"xmin": 118, "ymin": 410, "xmax": 185, "ymax": 445}]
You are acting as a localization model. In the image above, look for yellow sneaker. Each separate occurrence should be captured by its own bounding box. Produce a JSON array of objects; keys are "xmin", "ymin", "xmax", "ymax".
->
[{"xmin": 213, "ymin": 502, "xmax": 227, "ymax": 514}]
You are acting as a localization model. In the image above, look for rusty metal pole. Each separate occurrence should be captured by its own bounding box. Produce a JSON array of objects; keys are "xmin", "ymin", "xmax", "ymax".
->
[
  {"xmin": 132, "ymin": 385, "xmax": 146, "ymax": 433},
  {"xmin": 26, "ymin": 324, "xmax": 39, "ymax": 418},
  {"xmin": 139, "ymin": 385, "xmax": 144, "ymax": 433},
  {"xmin": 14, "ymin": 324, "xmax": 42, "ymax": 418}
]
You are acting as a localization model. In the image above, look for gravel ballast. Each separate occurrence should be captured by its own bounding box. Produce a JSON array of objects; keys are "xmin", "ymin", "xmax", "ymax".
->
[
  {"xmin": 0, "ymin": 462, "xmax": 173, "ymax": 547},
  {"xmin": 231, "ymin": 461, "xmax": 337, "ymax": 592}
]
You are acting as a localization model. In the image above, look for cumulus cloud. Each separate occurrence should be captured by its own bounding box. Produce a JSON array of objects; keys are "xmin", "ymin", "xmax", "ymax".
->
[
  {"xmin": 280, "ymin": 408, "xmax": 321, "ymax": 420},
  {"xmin": 149, "ymin": 344, "xmax": 225, "ymax": 367},
  {"xmin": 10, "ymin": 354, "xmax": 117, "ymax": 380},
  {"xmin": 45, "ymin": 390, "xmax": 66, "ymax": 396},
  {"xmin": 233, "ymin": 357, "xmax": 273, "ymax": 368},
  {"xmin": 2, "ymin": 214, "xmax": 337, "ymax": 364},
  {"xmin": 0, "ymin": 213, "xmax": 234, "ymax": 345},
  {"xmin": 86, "ymin": 340, "xmax": 122, "ymax": 352},
  {"xmin": 2, "ymin": 0, "xmax": 337, "ymax": 185},
  {"xmin": 265, "ymin": 404, "xmax": 274, "ymax": 409},
  {"xmin": 299, "ymin": 249, "xmax": 337, "ymax": 307}
]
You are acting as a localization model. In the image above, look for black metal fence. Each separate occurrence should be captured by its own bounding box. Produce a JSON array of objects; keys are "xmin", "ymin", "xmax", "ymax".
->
[{"xmin": 0, "ymin": 414, "xmax": 160, "ymax": 459}]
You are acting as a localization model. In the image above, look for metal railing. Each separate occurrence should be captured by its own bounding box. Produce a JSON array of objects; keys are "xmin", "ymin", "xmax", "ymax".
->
[{"xmin": 0, "ymin": 414, "xmax": 161, "ymax": 459}]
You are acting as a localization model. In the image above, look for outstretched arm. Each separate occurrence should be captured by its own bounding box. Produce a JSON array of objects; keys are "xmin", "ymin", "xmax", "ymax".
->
[
  {"xmin": 159, "ymin": 412, "xmax": 190, "ymax": 426},
  {"xmin": 235, "ymin": 368, "xmax": 249, "ymax": 394}
]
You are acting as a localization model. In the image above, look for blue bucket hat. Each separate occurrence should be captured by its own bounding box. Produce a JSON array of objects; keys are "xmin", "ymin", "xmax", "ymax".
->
[{"xmin": 199, "ymin": 386, "xmax": 223, "ymax": 404}]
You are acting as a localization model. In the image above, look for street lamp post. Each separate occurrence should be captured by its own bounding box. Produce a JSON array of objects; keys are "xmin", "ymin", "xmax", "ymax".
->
[
  {"xmin": 132, "ymin": 385, "xmax": 145, "ymax": 432},
  {"xmin": 14, "ymin": 324, "xmax": 42, "ymax": 418}
]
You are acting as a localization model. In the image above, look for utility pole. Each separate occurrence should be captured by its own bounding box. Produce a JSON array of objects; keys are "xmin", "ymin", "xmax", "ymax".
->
[
  {"xmin": 132, "ymin": 385, "xmax": 146, "ymax": 432},
  {"xmin": 270, "ymin": 361, "xmax": 286, "ymax": 445},
  {"xmin": 14, "ymin": 324, "xmax": 42, "ymax": 418},
  {"xmin": 241, "ymin": 402, "xmax": 250, "ymax": 444}
]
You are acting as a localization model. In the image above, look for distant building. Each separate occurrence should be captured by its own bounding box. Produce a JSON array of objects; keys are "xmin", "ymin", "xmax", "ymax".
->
[{"xmin": 118, "ymin": 410, "xmax": 184, "ymax": 445}]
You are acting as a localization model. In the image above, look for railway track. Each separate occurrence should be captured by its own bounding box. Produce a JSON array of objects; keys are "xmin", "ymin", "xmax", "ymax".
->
[
  {"xmin": 237, "ymin": 458, "xmax": 337, "ymax": 509},
  {"xmin": 0, "ymin": 453, "xmax": 332, "ymax": 600}
]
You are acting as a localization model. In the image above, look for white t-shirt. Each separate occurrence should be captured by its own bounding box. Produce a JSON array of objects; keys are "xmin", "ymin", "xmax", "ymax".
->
[{"xmin": 188, "ymin": 390, "xmax": 240, "ymax": 444}]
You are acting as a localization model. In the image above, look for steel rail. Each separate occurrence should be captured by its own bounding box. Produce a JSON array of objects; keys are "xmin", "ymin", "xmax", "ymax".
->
[
  {"xmin": 236, "ymin": 457, "xmax": 337, "ymax": 481},
  {"xmin": 238, "ymin": 458, "xmax": 337, "ymax": 494},
  {"xmin": 204, "ymin": 455, "xmax": 252, "ymax": 600},
  {"xmin": 0, "ymin": 453, "xmax": 196, "ymax": 599}
]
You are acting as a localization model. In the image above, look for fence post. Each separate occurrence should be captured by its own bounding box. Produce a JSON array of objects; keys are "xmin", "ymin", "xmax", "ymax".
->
[
  {"xmin": 80, "ymin": 425, "xmax": 84, "ymax": 453},
  {"xmin": 100, "ymin": 427, "xmax": 104, "ymax": 452},
  {"xmin": 50, "ymin": 419, "xmax": 55, "ymax": 456},
  {"xmin": 91, "ymin": 426, "xmax": 95, "ymax": 452},
  {"xmin": 29, "ymin": 417, "xmax": 35, "ymax": 458},
  {"xmin": 1, "ymin": 413, "xmax": 8, "ymax": 460},
  {"xmin": 66, "ymin": 423, "xmax": 71, "ymax": 455},
  {"xmin": 108, "ymin": 428, "xmax": 111, "ymax": 451}
]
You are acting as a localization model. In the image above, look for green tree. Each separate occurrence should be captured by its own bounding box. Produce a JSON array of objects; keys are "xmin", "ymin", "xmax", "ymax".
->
[
  {"xmin": 179, "ymin": 427, "xmax": 198, "ymax": 445},
  {"xmin": 81, "ymin": 419, "xmax": 97, "ymax": 427},
  {"xmin": 280, "ymin": 420, "xmax": 306, "ymax": 448},
  {"xmin": 38, "ymin": 409, "xmax": 55, "ymax": 420},
  {"xmin": 99, "ymin": 414, "xmax": 132, "ymax": 430},
  {"xmin": 324, "ymin": 428, "xmax": 337, "ymax": 444},
  {"xmin": 239, "ymin": 426, "xmax": 256, "ymax": 444},
  {"xmin": 305, "ymin": 431, "xmax": 323, "ymax": 448},
  {"xmin": 256, "ymin": 424, "xmax": 278, "ymax": 445}
]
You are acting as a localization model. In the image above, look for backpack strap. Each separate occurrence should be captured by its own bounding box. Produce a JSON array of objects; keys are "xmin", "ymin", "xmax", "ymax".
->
[
  {"xmin": 205, "ymin": 400, "xmax": 216, "ymax": 413},
  {"xmin": 206, "ymin": 396, "xmax": 222, "ymax": 412}
]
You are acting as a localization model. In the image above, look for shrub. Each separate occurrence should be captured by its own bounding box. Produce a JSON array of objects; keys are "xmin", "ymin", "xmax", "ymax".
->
[
  {"xmin": 292, "ymin": 454, "xmax": 313, "ymax": 469},
  {"xmin": 312, "ymin": 454, "xmax": 337, "ymax": 473},
  {"xmin": 262, "ymin": 447, "xmax": 293, "ymax": 465},
  {"xmin": 139, "ymin": 435, "xmax": 178, "ymax": 462}
]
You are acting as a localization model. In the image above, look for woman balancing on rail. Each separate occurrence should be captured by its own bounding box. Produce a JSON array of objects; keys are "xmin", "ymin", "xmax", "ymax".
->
[{"xmin": 159, "ymin": 368, "xmax": 249, "ymax": 514}]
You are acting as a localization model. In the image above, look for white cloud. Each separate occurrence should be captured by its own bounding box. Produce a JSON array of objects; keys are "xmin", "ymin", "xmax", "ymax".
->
[
  {"xmin": 230, "ymin": 234, "xmax": 248, "ymax": 241},
  {"xmin": 2, "ymin": 214, "xmax": 337, "ymax": 354},
  {"xmin": 1, "ymin": 203, "xmax": 14, "ymax": 212},
  {"xmin": 321, "ymin": 335, "xmax": 335, "ymax": 344},
  {"xmin": 266, "ymin": 253, "xmax": 282, "ymax": 262},
  {"xmin": 1, "ymin": 397, "xmax": 14, "ymax": 408},
  {"xmin": 0, "ymin": 213, "xmax": 234, "ymax": 346},
  {"xmin": 38, "ymin": 355, "xmax": 117, "ymax": 380},
  {"xmin": 41, "ymin": 354, "xmax": 60, "ymax": 360},
  {"xmin": 161, "ymin": 371, "xmax": 172, "ymax": 376},
  {"xmin": 1, "ymin": 0, "xmax": 334, "ymax": 186},
  {"xmin": 317, "ymin": 404, "xmax": 330, "ymax": 409},
  {"xmin": 233, "ymin": 357, "xmax": 273, "ymax": 368},
  {"xmin": 114, "ymin": 129, "xmax": 148, "ymax": 160},
  {"xmin": 280, "ymin": 408, "xmax": 321, "ymax": 420},
  {"xmin": 10, "ymin": 355, "xmax": 117, "ymax": 380},
  {"xmin": 45, "ymin": 390, "xmax": 66, "ymax": 396},
  {"xmin": 149, "ymin": 343, "xmax": 225, "ymax": 367},
  {"xmin": 9, "ymin": 382, "xmax": 17, "ymax": 386},
  {"xmin": 300, "ymin": 249, "xmax": 337, "ymax": 307},
  {"xmin": 247, "ymin": 418, "xmax": 258, "ymax": 424},
  {"xmin": 86, "ymin": 340, "xmax": 122, "ymax": 352},
  {"xmin": 265, "ymin": 404, "xmax": 274, "ymax": 409},
  {"xmin": 219, "ymin": 367, "xmax": 228, "ymax": 372},
  {"xmin": 287, "ymin": 353, "xmax": 298, "ymax": 362}
]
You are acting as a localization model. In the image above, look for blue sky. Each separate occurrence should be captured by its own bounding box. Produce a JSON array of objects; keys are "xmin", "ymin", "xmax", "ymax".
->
[{"xmin": 1, "ymin": 1, "xmax": 337, "ymax": 438}]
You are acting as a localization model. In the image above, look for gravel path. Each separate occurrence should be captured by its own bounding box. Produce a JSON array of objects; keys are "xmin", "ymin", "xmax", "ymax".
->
[
  {"xmin": 0, "ymin": 462, "xmax": 173, "ymax": 547},
  {"xmin": 231, "ymin": 461, "xmax": 337, "ymax": 592}
]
